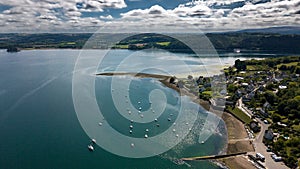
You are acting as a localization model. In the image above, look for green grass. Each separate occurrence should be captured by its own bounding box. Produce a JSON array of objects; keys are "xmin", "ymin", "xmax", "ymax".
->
[
  {"xmin": 277, "ymin": 62, "xmax": 299, "ymax": 67},
  {"xmin": 282, "ymin": 118, "xmax": 289, "ymax": 123},
  {"xmin": 227, "ymin": 107, "xmax": 252, "ymax": 124},
  {"xmin": 114, "ymin": 45, "xmax": 129, "ymax": 49},
  {"xmin": 292, "ymin": 124, "xmax": 300, "ymax": 132},
  {"xmin": 156, "ymin": 42, "xmax": 170, "ymax": 46},
  {"xmin": 246, "ymin": 65, "xmax": 269, "ymax": 71},
  {"xmin": 202, "ymin": 91, "xmax": 212, "ymax": 96}
]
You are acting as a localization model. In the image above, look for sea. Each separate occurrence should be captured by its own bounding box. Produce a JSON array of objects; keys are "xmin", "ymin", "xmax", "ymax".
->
[{"xmin": 0, "ymin": 49, "xmax": 275, "ymax": 169}]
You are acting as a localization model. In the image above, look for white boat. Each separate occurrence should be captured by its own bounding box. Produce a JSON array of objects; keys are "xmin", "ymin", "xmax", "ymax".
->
[
  {"xmin": 92, "ymin": 139, "xmax": 96, "ymax": 144},
  {"xmin": 88, "ymin": 145, "xmax": 94, "ymax": 151}
]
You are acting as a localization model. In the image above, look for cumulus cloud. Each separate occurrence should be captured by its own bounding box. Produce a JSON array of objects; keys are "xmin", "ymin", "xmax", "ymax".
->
[
  {"xmin": 115, "ymin": 0, "xmax": 299, "ymax": 33},
  {"xmin": 0, "ymin": 0, "xmax": 127, "ymax": 32},
  {"xmin": 100, "ymin": 15, "xmax": 113, "ymax": 20},
  {"xmin": 0, "ymin": 0, "xmax": 299, "ymax": 32}
]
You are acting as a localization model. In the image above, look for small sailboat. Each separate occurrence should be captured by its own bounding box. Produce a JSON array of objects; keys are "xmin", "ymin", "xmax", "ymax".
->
[{"xmin": 88, "ymin": 145, "xmax": 94, "ymax": 151}]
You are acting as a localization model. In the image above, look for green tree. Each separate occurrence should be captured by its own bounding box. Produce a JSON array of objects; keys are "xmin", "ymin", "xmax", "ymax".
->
[
  {"xmin": 272, "ymin": 113, "xmax": 281, "ymax": 123},
  {"xmin": 264, "ymin": 91, "xmax": 277, "ymax": 105},
  {"xmin": 234, "ymin": 59, "xmax": 246, "ymax": 71}
]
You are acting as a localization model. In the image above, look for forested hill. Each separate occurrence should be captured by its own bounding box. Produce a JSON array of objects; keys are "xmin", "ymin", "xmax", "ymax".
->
[
  {"xmin": 1, "ymin": 33, "xmax": 300, "ymax": 54},
  {"xmin": 115, "ymin": 33, "xmax": 300, "ymax": 54}
]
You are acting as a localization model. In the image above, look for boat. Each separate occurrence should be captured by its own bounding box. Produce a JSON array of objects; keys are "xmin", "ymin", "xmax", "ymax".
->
[
  {"xmin": 88, "ymin": 145, "xmax": 94, "ymax": 151},
  {"xmin": 92, "ymin": 139, "xmax": 96, "ymax": 144},
  {"xmin": 173, "ymin": 159, "xmax": 185, "ymax": 165}
]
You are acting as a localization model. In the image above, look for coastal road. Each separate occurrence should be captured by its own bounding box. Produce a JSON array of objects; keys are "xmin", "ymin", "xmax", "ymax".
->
[
  {"xmin": 236, "ymin": 99, "xmax": 289, "ymax": 169},
  {"xmin": 252, "ymin": 118, "xmax": 289, "ymax": 169}
]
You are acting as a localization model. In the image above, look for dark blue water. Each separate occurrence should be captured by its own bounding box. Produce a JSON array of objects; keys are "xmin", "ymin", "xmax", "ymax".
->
[{"xmin": 0, "ymin": 49, "xmax": 229, "ymax": 169}]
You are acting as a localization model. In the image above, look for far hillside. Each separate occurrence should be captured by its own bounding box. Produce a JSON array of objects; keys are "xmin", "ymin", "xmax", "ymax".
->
[{"xmin": 0, "ymin": 33, "xmax": 300, "ymax": 54}]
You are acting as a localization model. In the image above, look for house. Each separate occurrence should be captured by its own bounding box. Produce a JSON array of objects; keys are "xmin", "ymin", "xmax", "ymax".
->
[
  {"xmin": 241, "ymin": 82, "xmax": 249, "ymax": 87},
  {"xmin": 263, "ymin": 101, "xmax": 271, "ymax": 110},
  {"xmin": 264, "ymin": 129, "xmax": 274, "ymax": 140},
  {"xmin": 258, "ymin": 85, "xmax": 264, "ymax": 91},
  {"xmin": 257, "ymin": 108, "xmax": 268, "ymax": 117},
  {"xmin": 278, "ymin": 85, "xmax": 287, "ymax": 89},
  {"xmin": 196, "ymin": 76, "xmax": 204, "ymax": 84},
  {"xmin": 242, "ymin": 92, "xmax": 255, "ymax": 102},
  {"xmin": 250, "ymin": 121, "xmax": 260, "ymax": 132},
  {"xmin": 177, "ymin": 81, "xmax": 184, "ymax": 88},
  {"xmin": 236, "ymin": 77, "xmax": 244, "ymax": 81},
  {"xmin": 277, "ymin": 122, "xmax": 287, "ymax": 127},
  {"xmin": 246, "ymin": 84, "xmax": 255, "ymax": 92},
  {"xmin": 235, "ymin": 89, "xmax": 243, "ymax": 98},
  {"xmin": 199, "ymin": 86, "xmax": 205, "ymax": 93},
  {"xmin": 220, "ymin": 89, "xmax": 227, "ymax": 96}
]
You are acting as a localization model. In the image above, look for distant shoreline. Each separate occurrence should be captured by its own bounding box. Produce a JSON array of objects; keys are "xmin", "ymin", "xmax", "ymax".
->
[{"xmin": 4, "ymin": 48, "xmax": 299, "ymax": 59}]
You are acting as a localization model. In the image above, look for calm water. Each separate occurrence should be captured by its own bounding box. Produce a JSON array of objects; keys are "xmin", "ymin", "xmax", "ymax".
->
[{"xmin": 0, "ymin": 49, "xmax": 259, "ymax": 169}]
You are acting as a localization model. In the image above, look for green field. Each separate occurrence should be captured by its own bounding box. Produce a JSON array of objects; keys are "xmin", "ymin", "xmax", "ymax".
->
[
  {"xmin": 277, "ymin": 62, "xmax": 299, "ymax": 67},
  {"xmin": 246, "ymin": 65, "xmax": 269, "ymax": 71},
  {"xmin": 156, "ymin": 42, "xmax": 171, "ymax": 46},
  {"xmin": 113, "ymin": 44, "xmax": 129, "ymax": 49},
  {"xmin": 202, "ymin": 91, "xmax": 213, "ymax": 96},
  {"xmin": 227, "ymin": 107, "xmax": 252, "ymax": 124}
]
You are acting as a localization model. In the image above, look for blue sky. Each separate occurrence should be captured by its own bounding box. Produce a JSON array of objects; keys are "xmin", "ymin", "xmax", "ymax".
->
[{"xmin": 0, "ymin": 0, "xmax": 299, "ymax": 33}]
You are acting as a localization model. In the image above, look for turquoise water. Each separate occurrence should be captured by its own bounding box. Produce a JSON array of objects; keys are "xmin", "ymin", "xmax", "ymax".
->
[{"xmin": 0, "ymin": 49, "xmax": 232, "ymax": 169}]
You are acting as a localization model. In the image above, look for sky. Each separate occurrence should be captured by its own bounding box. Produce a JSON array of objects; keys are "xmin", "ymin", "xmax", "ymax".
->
[{"xmin": 0, "ymin": 0, "xmax": 299, "ymax": 33}]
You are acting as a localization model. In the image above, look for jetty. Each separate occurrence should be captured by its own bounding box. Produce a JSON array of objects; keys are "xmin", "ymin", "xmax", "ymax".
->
[{"xmin": 181, "ymin": 152, "xmax": 247, "ymax": 161}]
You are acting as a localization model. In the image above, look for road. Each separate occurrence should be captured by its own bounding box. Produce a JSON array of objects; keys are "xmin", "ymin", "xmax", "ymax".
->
[
  {"xmin": 237, "ymin": 99, "xmax": 290, "ymax": 169},
  {"xmin": 252, "ymin": 118, "xmax": 289, "ymax": 169}
]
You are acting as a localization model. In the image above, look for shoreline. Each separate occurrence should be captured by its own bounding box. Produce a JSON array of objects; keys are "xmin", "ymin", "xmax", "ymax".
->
[{"xmin": 97, "ymin": 72, "xmax": 212, "ymax": 110}]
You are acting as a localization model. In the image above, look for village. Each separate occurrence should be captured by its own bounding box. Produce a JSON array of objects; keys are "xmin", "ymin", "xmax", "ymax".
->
[{"xmin": 177, "ymin": 56, "xmax": 300, "ymax": 169}]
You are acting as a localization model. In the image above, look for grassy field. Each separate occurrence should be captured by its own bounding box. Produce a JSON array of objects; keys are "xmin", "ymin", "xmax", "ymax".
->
[
  {"xmin": 246, "ymin": 65, "xmax": 269, "ymax": 71},
  {"xmin": 156, "ymin": 42, "xmax": 171, "ymax": 46},
  {"xmin": 227, "ymin": 107, "xmax": 252, "ymax": 124},
  {"xmin": 202, "ymin": 91, "xmax": 213, "ymax": 96},
  {"xmin": 113, "ymin": 44, "xmax": 129, "ymax": 49},
  {"xmin": 277, "ymin": 62, "xmax": 299, "ymax": 67}
]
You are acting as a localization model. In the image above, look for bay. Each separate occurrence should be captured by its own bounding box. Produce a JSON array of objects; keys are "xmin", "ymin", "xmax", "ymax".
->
[{"xmin": 0, "ymin": 49, "xmax": 265, "ymax": 169}]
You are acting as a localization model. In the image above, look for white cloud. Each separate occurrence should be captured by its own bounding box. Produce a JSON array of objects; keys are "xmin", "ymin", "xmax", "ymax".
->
[
  {"xmin": 100, "ymin": 15, "xmax": 113, "ymax": 20},
  {"xmin": 0, "ymin": 0, "xmax": 299, "ymax": 32},
  {"xmin": 114, "ymin": 0, "xmax": 299, "ymax": 33},
  {"xmin": 0, "ymin": 0, "xmax": 127, "ymax": 32}
]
